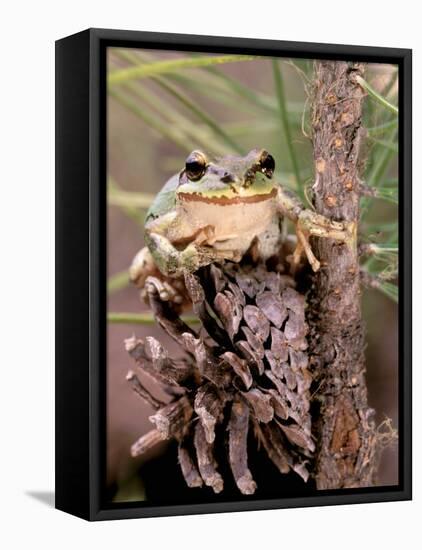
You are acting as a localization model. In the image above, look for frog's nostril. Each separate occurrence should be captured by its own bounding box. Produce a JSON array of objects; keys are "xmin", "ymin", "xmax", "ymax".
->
[{"xmin": 221, "ymin": 173, "xmax": 234, "ymax": 183}]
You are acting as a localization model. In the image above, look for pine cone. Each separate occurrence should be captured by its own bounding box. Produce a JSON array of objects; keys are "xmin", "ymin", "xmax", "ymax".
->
[{"xmin": 126, "ymin": 260, "xmax": 313, "ymax": 495}]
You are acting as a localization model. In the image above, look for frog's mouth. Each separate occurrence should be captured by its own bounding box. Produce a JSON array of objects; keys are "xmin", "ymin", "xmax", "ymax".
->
[{"xmin": 178, "ymin": 187, "xmax": 277, "ymax": 205}]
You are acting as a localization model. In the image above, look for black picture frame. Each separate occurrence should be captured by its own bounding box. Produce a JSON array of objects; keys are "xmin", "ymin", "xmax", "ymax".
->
[{"xmin": 55, "ymin": 28, "xmax": 412, "ymax": 521}]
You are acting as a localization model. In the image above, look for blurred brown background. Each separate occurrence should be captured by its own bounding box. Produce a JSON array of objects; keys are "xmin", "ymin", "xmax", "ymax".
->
[{"xmin": 107, "ymin": 49, "xmax": 398, "ymax": 501}]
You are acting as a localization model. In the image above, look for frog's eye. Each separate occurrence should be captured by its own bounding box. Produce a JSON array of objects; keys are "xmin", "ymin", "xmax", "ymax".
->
[
  {"xmin": 185, "ymin": 151, "xmax": 207, "ymax": 181},
  {"xmin": 259, "ymin": 151, "xmax": 275, "ymax": 178}
]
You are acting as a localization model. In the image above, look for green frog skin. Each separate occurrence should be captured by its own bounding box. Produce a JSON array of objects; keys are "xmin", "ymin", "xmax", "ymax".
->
[{"xmin": 129, "ymin": 149, "xmax": 351, "ymax": 303}]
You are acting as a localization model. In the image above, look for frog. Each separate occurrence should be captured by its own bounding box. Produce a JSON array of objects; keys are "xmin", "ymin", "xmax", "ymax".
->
[{"xmin": 129, "ymin": 148, "xmax": 351, "ymax": 304}]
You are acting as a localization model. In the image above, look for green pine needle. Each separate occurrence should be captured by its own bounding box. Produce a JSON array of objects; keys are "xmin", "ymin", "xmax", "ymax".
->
[
  {"xmin": 356, "ymin": 75, "xmax": 398, "ymax": 115},
  {"xmin": 108, "ymin": 271, "xmax": 130, "ymax": 294},
  {"xmin": 108, "ymin": 55, "xmax": 258, "ymax": 85},
  {"xmin": 272, "ymin": 59, "xmax": 302, "ymax": 190},
  {"xmin": 108, "ymin": 312, "xmax": 200, "ymax": 325}
]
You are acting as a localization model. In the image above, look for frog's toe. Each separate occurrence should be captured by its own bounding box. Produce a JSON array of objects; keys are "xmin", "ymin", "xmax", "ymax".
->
[
  {"xmin": 162, "ymin": 281, "xmax": 181, "ymax": 302},
  {"xmin": 144, "ymin": 276, "xmax": 163, "ymax": 297},
  {"xmin": 144, "ymin": 276, "xmax": 184, "ymax": 305}
]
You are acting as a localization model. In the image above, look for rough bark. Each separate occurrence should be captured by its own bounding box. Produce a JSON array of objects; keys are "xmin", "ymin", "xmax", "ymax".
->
[{"xmin": 308, "ymin": 61, "xmax": 377, "ymax": 489}]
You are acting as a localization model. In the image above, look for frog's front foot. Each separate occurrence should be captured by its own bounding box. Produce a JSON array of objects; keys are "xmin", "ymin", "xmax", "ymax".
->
[
  {"xmin": 293, "ymin": 210, "xmax": 352, "ymax": 272},
  {"xmin": 181, "ymin": 242, "xmax": 241, "ymax": 272}
]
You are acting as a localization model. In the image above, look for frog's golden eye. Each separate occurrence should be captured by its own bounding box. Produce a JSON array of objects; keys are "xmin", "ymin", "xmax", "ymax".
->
[
  {"xmin": 259, "ymin": 151, "xmax": 275, "ymax": 178},
  {"xmin": 185, "ymin": 151, "xmax": 207, "ymax": 181}
]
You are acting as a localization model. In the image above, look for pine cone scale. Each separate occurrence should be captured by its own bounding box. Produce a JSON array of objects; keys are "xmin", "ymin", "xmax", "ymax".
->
[{"xmin": 127, "ymin": 260, "xmax": 313, "ymax": 495}]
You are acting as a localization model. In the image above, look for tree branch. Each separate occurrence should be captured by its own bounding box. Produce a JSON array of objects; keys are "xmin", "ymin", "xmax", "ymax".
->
[{"xmin": 308, "ymin": 61, "xmax": 378, "ymax": 489}]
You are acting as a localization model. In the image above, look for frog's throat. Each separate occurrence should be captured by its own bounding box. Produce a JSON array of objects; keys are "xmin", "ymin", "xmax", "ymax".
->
[{"xmin": 178, "ymin": 187, "xmax": 277, "ymax": 205}]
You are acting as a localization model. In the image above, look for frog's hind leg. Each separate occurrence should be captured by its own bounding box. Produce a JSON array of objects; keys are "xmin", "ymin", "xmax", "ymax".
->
[
  {"xmin": 129, "ymin": 247, "xmax": 157, "ymax": 289},
  {"xmin": 129, "ymin": 247, "xmax": 187, "ymax": 307}
]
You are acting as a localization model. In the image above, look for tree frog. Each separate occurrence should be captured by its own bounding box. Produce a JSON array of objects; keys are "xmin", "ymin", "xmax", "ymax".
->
[{"xmin": 130, "ymin": 149, "xmax": 349, "ymax": 303}]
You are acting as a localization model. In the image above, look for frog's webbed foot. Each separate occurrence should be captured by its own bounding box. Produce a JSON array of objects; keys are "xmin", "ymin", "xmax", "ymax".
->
[{"xmin": 293, "ymin": 210, "xmax": 352, "ymax": 272}]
